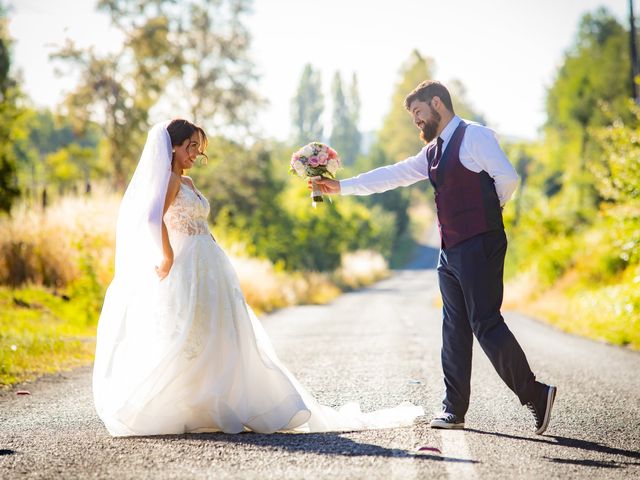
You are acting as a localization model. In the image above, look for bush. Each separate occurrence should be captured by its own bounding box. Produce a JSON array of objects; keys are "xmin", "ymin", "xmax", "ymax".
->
[
  {"xmin": 215, "ymin": 181, "xmax": 396, "ymax": 272},
  {"xmin": 334, "ymin": 250, "xmax": 389, "ymax": 290}
]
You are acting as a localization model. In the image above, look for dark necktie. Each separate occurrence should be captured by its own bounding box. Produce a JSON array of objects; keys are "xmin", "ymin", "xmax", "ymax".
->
[{"xmin": 433, "ymin": 136, "xmax": 444, "ymax": 168}]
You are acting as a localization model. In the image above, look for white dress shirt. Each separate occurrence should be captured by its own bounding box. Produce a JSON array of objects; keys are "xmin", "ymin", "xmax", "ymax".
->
[{"xmin": 340, "ymin": 116, "xmax": 519, "ymax": 206}]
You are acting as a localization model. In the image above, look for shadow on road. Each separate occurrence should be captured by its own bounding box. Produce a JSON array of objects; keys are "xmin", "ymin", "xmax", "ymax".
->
[
  {"xmin": 152, "ymin": 431, "xmax": 479, "ymax": 464},
  {"xmin": 466, "ymin": 428, "xmax": 640, "ymax": 469}
]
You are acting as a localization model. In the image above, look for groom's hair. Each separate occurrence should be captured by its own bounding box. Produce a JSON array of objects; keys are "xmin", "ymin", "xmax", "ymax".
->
[{"xmin": 404, "ymin": 81, "xmax": 454, "ymax": 113}]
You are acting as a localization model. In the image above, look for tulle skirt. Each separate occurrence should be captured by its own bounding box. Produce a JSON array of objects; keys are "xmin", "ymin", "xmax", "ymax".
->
[{"xmin": 93, "ymin": 233, "xmax": 423, "ymax": 436}]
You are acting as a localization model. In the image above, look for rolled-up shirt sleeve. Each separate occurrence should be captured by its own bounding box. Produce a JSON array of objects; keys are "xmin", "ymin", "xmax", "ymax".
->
[
  {"xmin": 462, "ymin": 126, "xmax": 519, "ymax": 206},
  {"xmin": 340, "ymin": 147, "xmax": 429, "ymax": 196}
]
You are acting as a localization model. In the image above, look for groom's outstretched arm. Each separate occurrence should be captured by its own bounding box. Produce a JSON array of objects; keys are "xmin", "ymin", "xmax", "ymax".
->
[{"xmin": 313, "ymin": 146, "xmax": 430, "ymax": 196}]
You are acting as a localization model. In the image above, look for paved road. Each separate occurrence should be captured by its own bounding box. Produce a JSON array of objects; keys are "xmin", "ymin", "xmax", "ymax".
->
[{"xmin": 1, "ymin": 239, "xmax": 639, "ymax": 479}]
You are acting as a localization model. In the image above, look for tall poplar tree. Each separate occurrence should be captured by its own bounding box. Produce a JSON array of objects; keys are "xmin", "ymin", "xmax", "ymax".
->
[
  {"xmin": 348, "ymin": 72, "xmax": 362, "ymax": 161},
  {"xmin": 291, "ymin": 64, "xmax": 324, "ymax": 146},
  {"xmin": 329, "ymin": 72, "xmax": 361, "ymax": 166}
]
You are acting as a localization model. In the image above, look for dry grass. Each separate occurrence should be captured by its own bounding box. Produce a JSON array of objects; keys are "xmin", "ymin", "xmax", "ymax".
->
[
  {"xmin": 502, "ymin": 270, "xmax": 541, "ymax": 310},
  {"xmin": 1, "ymin": 192, "xmax": 390, "ymax": 311},
  {"xmin": 505, "ymin": 266, "xmax": 640, "ymax": 350},
  {"xmin": 335, "ymin": 250, "xmax": 389, "ymax": 290},
  {"xmin": 0, "ymin": 187, "xmax": 118, "ymax": 288},
  {"xmin": 230, "ymin": 249, "xmax": 389, "ymax": 315}
]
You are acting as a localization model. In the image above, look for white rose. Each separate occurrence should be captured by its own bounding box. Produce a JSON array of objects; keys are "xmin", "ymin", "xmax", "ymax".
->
[
  {"xmin": 293, "ymin": 160, "xmax": 306, "ymax": 177},
  {"xmin": 327, "ymin": 158, "xmax": 339, "ymax": 174},
  {"xmin": 302, "ymin": 145, "xmax": 314, "ymax": 157}
]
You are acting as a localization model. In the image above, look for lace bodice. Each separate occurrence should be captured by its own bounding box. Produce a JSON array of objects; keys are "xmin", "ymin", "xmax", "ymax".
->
[{"xmin": 164, "ymin": 180, "xmax": 211, "ymax": 236}]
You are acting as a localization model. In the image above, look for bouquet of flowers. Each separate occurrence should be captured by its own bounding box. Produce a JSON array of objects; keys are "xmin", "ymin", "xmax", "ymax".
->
[{"xmin": 289, "ymin": 142, "xmax": 341, "ymax": 205}]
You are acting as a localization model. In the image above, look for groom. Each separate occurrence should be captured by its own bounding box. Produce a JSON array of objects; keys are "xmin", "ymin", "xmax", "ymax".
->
[{"xmin": 313, "ymin": 80, "xmax": 557, "ymax": 434}]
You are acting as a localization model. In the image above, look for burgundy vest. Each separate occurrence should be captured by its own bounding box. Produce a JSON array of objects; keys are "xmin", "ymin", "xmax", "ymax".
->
[{"xmin": 427, "ymin": 121, "xmax": 503, "ymax": 249}]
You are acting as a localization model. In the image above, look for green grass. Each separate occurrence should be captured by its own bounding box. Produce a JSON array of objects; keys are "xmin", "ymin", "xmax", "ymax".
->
[
  {"xmin": 513, "ymin": 273, "xmax": 640, "ymax": 350},
  {"xmin": 568, "ymin": 278, "xmax": 640, "ymax": 348},
  {"xmin": 505, "ymin": 217, "xmax": 640, "ymax": 350},
  {"xmin": 0, "ymin": 286, "xmax": 98, "ymax": 387}
]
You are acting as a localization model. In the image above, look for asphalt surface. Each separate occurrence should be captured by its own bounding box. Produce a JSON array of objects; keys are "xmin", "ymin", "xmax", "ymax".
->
[{"xmin": 1, "ymin": 236, "xmax": 639, "ymax": 479}]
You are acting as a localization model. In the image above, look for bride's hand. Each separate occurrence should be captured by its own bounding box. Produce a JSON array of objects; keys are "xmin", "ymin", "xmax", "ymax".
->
[{"xmin": 155, "ymin": 255, "xmax": 173, "ymax": 280}]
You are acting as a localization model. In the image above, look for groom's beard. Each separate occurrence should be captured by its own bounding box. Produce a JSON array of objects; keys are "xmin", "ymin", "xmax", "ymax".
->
[{"xmin": 419, "ymin": 106, "xmax": 441, "ymax": 143}]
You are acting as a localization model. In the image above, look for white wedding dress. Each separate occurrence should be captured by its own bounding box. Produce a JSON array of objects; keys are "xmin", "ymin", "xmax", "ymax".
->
[{"xmin": 93, "ymin": 179, "xmax": 424, "ymax": 437}]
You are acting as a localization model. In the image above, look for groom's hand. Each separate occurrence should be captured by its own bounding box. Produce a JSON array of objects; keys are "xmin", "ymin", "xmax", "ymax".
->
[{"xmin": 308, "ymin": 176, "xmax": 341, "ymax": 195}]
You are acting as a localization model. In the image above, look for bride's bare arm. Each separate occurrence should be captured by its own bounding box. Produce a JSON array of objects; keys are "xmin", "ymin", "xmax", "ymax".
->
[{"xmin": 156, "ymin": 173, "xmax": 181, "ymax": 279}]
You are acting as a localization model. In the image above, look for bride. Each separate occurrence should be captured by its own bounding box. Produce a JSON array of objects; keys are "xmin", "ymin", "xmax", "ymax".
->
[{"xmin": 93, "ymin": 120, "xmax": 424, "ymax": 436}]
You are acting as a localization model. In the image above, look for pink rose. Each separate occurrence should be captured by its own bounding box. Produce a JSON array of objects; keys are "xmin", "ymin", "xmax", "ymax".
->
[
  {"xmin": 318, "ymin": 152, "xmax": 329, "ymax": 165},
  {"xmin": 308, "ymin": 156, "xmax": 319, "ymax": 167}
]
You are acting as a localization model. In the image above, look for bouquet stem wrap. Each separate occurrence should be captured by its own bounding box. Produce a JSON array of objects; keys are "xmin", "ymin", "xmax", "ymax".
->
[{"xmin": 310, "ymin": 178, "xmax": 323, "ymax": 203}]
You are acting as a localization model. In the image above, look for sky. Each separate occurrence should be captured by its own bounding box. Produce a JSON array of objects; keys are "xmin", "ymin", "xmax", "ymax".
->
[{"xmin": 7, "ymin": 0, "xmax": 631, "ymax": 141}]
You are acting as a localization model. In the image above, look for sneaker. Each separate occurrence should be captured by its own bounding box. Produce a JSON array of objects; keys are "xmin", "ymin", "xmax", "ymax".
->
[
  {"xmin": 430, "ymin": 412, "xmax": 465, "ymax": 429},
  {"xmin": 526, "ymin": 383, "xmax": 557, "ymax": 435}
]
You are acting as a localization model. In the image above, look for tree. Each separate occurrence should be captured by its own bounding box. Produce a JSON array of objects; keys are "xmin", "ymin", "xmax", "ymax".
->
[
  {"xmin": 356, "ymin": 50, "xmax": 486, "ymax": 250},
  {"xmin": 377, "ymin": 50, "xmax": 435, "ymax": 163},
  {"xmin": 329, "ymin": 72, "xmax": 361, "ymax": 166},
  {"xmin": 545, "ymin": 8, "xmax": 633, "ymax": 211},
  {"xmin": 99, "ymin": 0, "xmax": 259, "ymax": 134},
  {"xmin": 21, "ymin": 110, "xmax": 101, "ymax": 198},
  {"xmin": 547, "ymin": 9, "xmax": 631, "ymax": 132},
  {"xmin": 348, "ymin": 73, "xmax": 362, "ymax": 160},
  {"xmin": 53, "ymin": 14, "xmax": 176, "ymax": 188},
  {"xmin": 349, "ymin": 52, "xmax": 436, "ymax": 248},
  {"xmin": 177, "ymin": 0, "xmax": 259, "ymax": 131},
  {"xmin": 44, "ymin": 144, "xmax": 97, "ymax": 194},
  {"xmin": 447, "ymin": 79, "xmax": 486, "ymax": 125},
  {"xmin": 591, "ymin": 103, "xmax": 640, "ymax": 268},
  {"xmin": 291, "ymin": 64, "xmax": 324, "ymax": 146},
  {"xmin": 377, "ymin": 49, "xmax": 485, "ymax": 164},
  {"xmin": 592, "ymin": 104, "xmax": 640, "ymax": 205},
  {"xmin": 356, "ymin": 144, "xmax": 410, "ymax": 246},
  {"xmin": 55, "ymin": 0, "xmax": 260, "ymax": 188},
  {"xmin": 0, "ymin": 2, "xmax": 21, "ymax": 213}
]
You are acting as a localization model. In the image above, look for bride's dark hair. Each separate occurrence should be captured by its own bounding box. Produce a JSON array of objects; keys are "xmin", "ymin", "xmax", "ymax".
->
[{"xmin": 166, "ymin": 119, "xmax": 209, "ymax": 162}]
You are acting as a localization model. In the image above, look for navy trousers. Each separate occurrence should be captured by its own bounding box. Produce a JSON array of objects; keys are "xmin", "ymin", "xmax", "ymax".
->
[{"xmin": 437, "ymin": 229, "xmax": 536, "ymax": 418}]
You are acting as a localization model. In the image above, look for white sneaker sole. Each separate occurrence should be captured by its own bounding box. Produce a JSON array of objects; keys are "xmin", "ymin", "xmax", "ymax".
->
[{"xmin": 536, "ymin": 385, "xmax": 557, "ymax": 435}]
